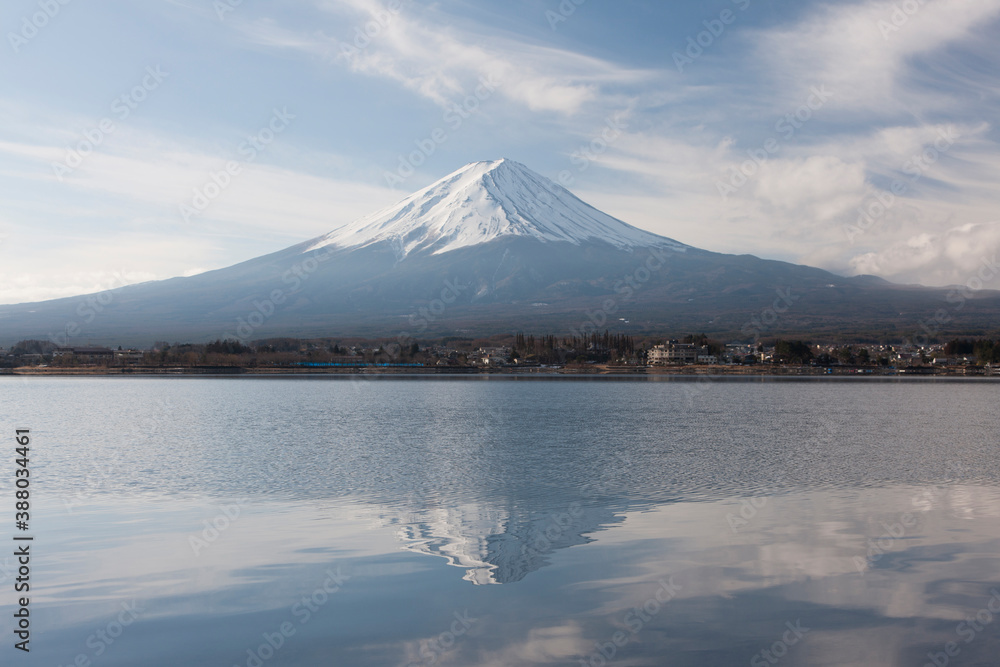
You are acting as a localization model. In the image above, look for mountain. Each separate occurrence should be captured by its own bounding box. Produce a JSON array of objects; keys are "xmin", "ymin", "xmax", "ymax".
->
[
  {"xmin": 308, "ymin": 158, "xmax": 684, "ymax": 257},
  {"xmin": 1, "ymin": 158, "xmax": 999, "ymax": 346}
]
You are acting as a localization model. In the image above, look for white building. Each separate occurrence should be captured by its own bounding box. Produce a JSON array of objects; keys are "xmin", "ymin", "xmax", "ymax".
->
[{"xmin": 647, "ymin": 342, "xmax": 706, "ymax": 365}]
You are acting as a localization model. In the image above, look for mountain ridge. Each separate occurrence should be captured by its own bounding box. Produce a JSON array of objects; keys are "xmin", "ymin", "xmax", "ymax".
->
[{"xmin": 1, "ymin": 159, "xmax": 998, "ymax": 346}]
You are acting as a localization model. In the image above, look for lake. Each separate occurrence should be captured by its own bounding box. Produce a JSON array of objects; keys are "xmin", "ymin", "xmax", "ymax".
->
[{"xmin": 2, "ymin": 376, "xmax": 999, "ymax": 666}]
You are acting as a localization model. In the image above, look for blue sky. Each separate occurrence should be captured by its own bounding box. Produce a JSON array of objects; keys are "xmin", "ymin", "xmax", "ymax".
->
[{"xmin": 1, "ymin": 0, "xmax": 998, "ymax": 303}]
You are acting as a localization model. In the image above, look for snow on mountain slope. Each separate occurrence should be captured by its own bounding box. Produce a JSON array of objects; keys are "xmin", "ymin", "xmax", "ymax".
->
[{"xmin": 307, "ymin": 159, "xmax": 686, "ymax": 258}]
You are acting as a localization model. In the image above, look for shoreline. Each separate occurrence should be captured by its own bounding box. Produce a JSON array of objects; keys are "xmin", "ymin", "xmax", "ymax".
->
[{"xmin": 2, "ymin": 364, "xmax": 993, "ymax": 379}]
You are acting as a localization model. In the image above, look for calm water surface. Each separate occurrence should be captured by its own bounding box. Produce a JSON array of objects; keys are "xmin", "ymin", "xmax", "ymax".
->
[{"xmin": 1, "ymin": 376, "xmax": 999, "ymax": 666}]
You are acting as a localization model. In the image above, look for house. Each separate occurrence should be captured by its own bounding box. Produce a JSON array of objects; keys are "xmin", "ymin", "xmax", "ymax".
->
[
  {"xmin": 115, "ymin": 349, "xmax": 145, "ymax": 365},
  {"xmin": 53, "ymin": 347, "xmax": 114, "ymax": 364},
  {"xmin": 647, "ymin": 342, "xmax": 707, "ymax": 365},
  {"xmin": 476, "ymin": 347, "xmax": 510, "ymax": 366}
]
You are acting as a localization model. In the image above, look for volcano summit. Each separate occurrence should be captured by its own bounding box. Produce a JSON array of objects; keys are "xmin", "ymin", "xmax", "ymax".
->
[{"xmin": 1, "ymin": 159, "xmax": 998, "ymax": 345}]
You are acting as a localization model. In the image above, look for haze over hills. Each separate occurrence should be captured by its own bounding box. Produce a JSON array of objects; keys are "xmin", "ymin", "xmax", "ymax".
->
[{"xmin": 1, "ymin": 159, "xmax": 998, "ymax": 347}]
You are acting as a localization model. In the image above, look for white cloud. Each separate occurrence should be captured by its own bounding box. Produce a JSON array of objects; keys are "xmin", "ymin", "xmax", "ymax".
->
[
  {"xmin": 754, "ymin": 155, "xmax": 868, "ymax": 223},
  {"xmin": 0, "ymin": 127, "xmax": 398, "ymax": 239},
  {"xmin": 848, "ymin": 222, "xmax": 1000, "ymax": 285},
  {"xmin": 217, "ymin": 0, "xmax": 1000, "ymax": 289},
  {"xmin": 753, "ymin": 0, "xmax": 1000, "ymax": 114},
  {"xmin": 0, "ymin": 119, "xmax": 401, "ymax": 304},
  {"xmin": 3, "ymin": 0, "xmax": 1000, "ymax": 307},
  {"xmin": 0, "ymin": 249, "xmax": 184, "ymax": 305},
  {"xmin": 236, "ymin": 0, "xmax": 654, "ymax": 115}
]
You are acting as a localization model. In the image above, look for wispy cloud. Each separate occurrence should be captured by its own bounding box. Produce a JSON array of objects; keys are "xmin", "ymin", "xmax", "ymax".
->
[
  {"xmin": 751, "ymin": 0, "xmax": 1000, "ymax": 115},
  {"xmin": 559, "ymin": 0, "xmax": 1000, "ymax": 284},
  {"xmin": 1, "ymin": 0, "xmax": 999, "ymax": 305},
  {"xmin": 235, "ymin": 0, "xmax": 654, "ymax": 115},
  {"xmin": 0, "ymin": 115, "xmax": 398, "ymax": 303},
  {"xmin": 0, "ymin": 127, "xmax": 396, "ymax": 238}
]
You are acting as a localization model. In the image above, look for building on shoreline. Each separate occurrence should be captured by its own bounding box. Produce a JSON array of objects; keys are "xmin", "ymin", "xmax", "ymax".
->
[
  {"xmin": 647, "ymin": 342, "xmax": 709, "ymax": 365},
  {"xmin": 53, "ymin": 347, "xmax": 114, "ymax": 364},
  {"xmin": 476, "ymin": 347, "xmax": 511, "ymax": 366}
]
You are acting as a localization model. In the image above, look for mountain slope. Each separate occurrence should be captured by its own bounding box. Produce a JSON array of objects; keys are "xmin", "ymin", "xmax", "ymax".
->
[
  {"xmin": 1, "ymin": 159, "xmax": 999, "ymax": 346},
  {"xmin": 307, "ymin": 159, "xmax": 685, "ymax": 258}
]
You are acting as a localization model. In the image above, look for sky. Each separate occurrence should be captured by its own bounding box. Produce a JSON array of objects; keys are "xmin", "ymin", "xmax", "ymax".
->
[{"xmin": 1, "ymin": 0, "xmax": 998, "ymax": 304}]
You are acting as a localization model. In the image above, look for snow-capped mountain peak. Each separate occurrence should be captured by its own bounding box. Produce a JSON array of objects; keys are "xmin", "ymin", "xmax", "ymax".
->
[{"xmin": 307, "ymin": 159, "xmax": 685, "ymax": 258}]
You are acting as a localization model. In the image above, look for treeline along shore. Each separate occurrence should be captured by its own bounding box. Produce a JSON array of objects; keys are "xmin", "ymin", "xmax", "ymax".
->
[{"xmin": 3, "ymin": 332, "xmax": 1000, "ymax": 377}]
